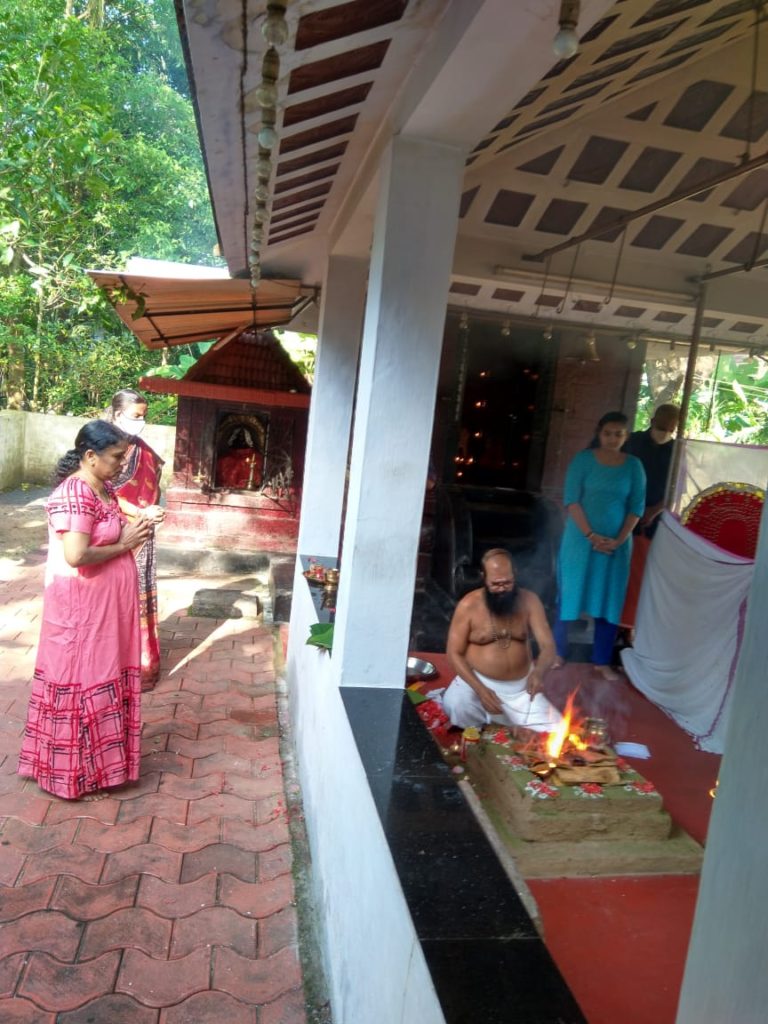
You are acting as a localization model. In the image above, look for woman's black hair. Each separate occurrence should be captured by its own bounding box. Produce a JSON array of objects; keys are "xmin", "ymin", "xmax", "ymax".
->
[
  {"xmin": 55, "ymin": 420, "xmax": 128, "ymax": 481},
  {"xmin": 588, "ymin": 410, "xmax": 629, "ymax": 449},
  {"xmin": 104, "ymin": 387, "xmax": 148, "ymax": 423}
]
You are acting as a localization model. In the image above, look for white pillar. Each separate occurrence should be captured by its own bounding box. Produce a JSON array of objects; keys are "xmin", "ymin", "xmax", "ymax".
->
[
  {"xmin": 676, "ymin": 493, "xmax": 768, "ymax": 1023},
  {"xmin": 296, "ymin": 255, "xmax": 368, "ymax": 558},
  {"xmin": 332, "ymin": 135, "xmax": 465, "ymax": 688}
]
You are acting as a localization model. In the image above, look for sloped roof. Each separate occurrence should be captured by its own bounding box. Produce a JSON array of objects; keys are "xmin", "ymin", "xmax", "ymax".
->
[
  {"xmin": 178, "ymin": 0, "xmax": 768, "ymax": 346},
  {"xmin": 187, "ymin": 329, "xmax": 311, "ymax": 392},
  {"xmin": 140, "ymin": 328, "xmax": 311, "ymax": 408},
  {"xmin": 88, "ymin": 268, "xmax": 315, "ymax": 349}
]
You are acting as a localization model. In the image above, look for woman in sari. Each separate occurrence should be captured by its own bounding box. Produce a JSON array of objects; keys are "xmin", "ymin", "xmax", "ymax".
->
[
  {"xmin": 18, "ymin": 421, "xmax": 151, "ymax": 799},
  {"xmin": 105, "ymin": 388, "xmax": 165, "ymax": 690}
]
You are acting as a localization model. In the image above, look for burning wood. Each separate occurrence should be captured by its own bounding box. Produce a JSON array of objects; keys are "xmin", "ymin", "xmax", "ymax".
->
[{"xmin": 523, "ymin": 692, "xmax": 621, "ymax": 786}]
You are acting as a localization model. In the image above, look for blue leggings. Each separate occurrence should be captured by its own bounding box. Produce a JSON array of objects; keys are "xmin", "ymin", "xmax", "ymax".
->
[{"xmin": 554, "ymin": 617, "xmax": 618, "ymax": 666}]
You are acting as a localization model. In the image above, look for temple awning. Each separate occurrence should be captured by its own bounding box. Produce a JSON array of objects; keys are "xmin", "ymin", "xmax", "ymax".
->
[{"xmin": 87, "ymin": 267, "xmax": 316, "ymax": 350}]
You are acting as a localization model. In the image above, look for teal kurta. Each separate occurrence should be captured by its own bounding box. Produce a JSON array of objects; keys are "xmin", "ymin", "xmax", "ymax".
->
[{"xmin": 558, "ymin": 449, "xmax": 646, "ymax": 624}]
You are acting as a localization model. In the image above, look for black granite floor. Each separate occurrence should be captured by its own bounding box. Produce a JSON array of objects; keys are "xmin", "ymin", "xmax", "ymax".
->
[{"xmin": 341, "ymin": 687, "xmax": 588, "ymax": 1024}]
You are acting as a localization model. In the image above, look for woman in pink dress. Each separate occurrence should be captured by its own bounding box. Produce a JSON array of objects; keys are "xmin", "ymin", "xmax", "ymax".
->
[
  {"xmin": 18, "ymin": 421, "xmax": 152, "ymax": 800},
  {"xmin": 105, "ymin": 388, "xmax": 165, "ymax": 690}
]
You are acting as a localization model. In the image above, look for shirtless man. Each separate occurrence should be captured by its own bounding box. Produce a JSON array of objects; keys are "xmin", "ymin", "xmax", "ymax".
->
[{"xmin": 442, "ymin": 548, "xmax": 562, "ymax": 733}]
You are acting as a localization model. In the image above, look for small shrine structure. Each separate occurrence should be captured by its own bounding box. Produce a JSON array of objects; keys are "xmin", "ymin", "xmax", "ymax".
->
[{"xmin": 142, "ymin": 328, "xmax": 310, "ymax": 552}]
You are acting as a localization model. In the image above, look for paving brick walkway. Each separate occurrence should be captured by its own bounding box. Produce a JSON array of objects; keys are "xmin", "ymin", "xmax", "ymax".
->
[{"xmin": 0, "ymin": 551, "xmax": 308, "ymax": 1022}]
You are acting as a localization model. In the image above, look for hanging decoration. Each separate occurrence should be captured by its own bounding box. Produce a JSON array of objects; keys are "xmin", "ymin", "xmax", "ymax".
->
[
  {"xmin": 249, "ymin": 2, "xmax": 290, "ymax": 290},
  {"xmin": 552, "ymin": 0, "xmax": 580, "ymax": 59}
]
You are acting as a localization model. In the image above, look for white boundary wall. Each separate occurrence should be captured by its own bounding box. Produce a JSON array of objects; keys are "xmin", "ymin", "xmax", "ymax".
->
[{"xmin": 0, "ymin": 411, "xmax": 175, "ymax": 492}]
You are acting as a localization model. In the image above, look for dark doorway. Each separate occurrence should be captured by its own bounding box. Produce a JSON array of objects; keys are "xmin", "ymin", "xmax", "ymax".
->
[{"xmin": 441, "ymin": 317, "xmax": 557, "ymax": 492}]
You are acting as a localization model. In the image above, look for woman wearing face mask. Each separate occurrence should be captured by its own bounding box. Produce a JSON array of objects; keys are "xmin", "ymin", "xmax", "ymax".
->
[{"xmin": 105, "ymin": 388, "xmax": 165, "ymax": 690}]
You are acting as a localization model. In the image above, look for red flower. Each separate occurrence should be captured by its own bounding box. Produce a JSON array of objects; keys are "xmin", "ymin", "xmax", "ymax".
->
[
  {"xmin": 492, "ymin": 729, "xmax": 510, "ymax": 745},
  {"xmin": 580, "ymin": 782, "xmax": 603, "ymax": 795}
]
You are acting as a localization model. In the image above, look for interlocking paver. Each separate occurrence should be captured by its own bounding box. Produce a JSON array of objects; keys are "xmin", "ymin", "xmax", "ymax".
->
[
  {"xmin": 148, "ymin": 817, "xmax": 221, "ymax": 853},
  {"xmin": 18, "ymin": 845, "xmax": 106, "ymax": 886},
  {"xmin": 43, "ymin": 798, "xmax": 120, "ymax": 826},
  {"xmin": 0, "ymin": 793, "xmax": 51, "ymax": 825},
  {"xmin": 75, "ymin": 816, "xmax": 152, "ymax": 852},
  {"xmin": 221, "ymin": 817, "xmax": 290, "ymax": 852},
  {"xmin": 0, "ymin": 996, "xmax": 56, "ymax": 1022},
  {"xmin": 115, "ymin": 947, "xmax": 210, "ymax": 1007},
  {"xmin": 141, "ymin": 721, "xmax": 198, "ymax": 741},
  {"xmin": 0, "ymin": 555, "xmax": 308, "ymax": 1023},
  {"xmin": 57, "ymin": 994, "xmax": 160, "ymax": 1023},
  {"xmin": 258, "ymin": 907, "xmax": 299, "ymax": 958},
  {"xmin": 0, "ymin": 953, "xmax": 27, "ymax": 998},
  {"xmin": 137, "ymin": 873, "xmax": 217, "ymax": 918},
  {"xmin": 115, "ymin": 793, "xmax": 189, "ymax": 826},
  {"xmin": 223, "ymin": 773, "xmax": 285, "ymax": 801},
  {"xmin": 197, "ymin": 720, "xmax": 261, "ymax": 740},
  {"xmin": 170, "ymin": 906, "xmax": 258, "ymax": 957},
  {"xmin": 0, "ymin": 844, "xmax": 25, "ymax": 885},
  {"xmin": 218, "ymin": 873, "xmax": 295, "ymax": 919},
  {"xmin": 169, "ymin": 735, "xmax": 222, "ymax": 759},
  {"xmin": 260, "ymin": 987, "xmax": 308, "ymax": 1024},
  {"xmin": 159, "ymin": 990, "xmax": 257, "ymax": 1023},
  {"xmin": 157, "ymin": 773, "xmax": 224, "ymax": 801},
  {"xmin": 212, "ymin": 945, "xmax": 301, "ymax": 1004},
  {"xmin": 102, "ymin": 843, "xmax": 183, "ymax": 884},
  {"xmin": 50, "ymin": 875, "xmax": 139, "ymax": 919},
  {"xmin": 0, "ymin": 909, "xmax": 83, "ymax": 960},
  {"xmin": 187, "ymin": 793, "xmax": 255, "ymax": 824},
  {"xmin": 181, "ymin": 844, "xmax": 258, "ymax": 884},
  {"xmin": 190, "ymin": 751, "xmax": 256, "ymax": 776},
  {"xmin": 258, "ymin": 843, "xmax": 293, "ymax": 882},
  {"xmin": 80, "ymin": 907, "xmax": 173, "ymax": 959},
  {"xmin": 0, "ymin": 878, "xmax": 56, "ymax": 923},
  {"xmin": 0, "ymin": 817, "xmax": 78, "ymax": 852},
  {"xmin": 140, "ymin": 751, "xmax": 192, "ymax": 776},
  {"xmin": 17, "ymin": 950, "xmax": 121, "ymax": 1011}
]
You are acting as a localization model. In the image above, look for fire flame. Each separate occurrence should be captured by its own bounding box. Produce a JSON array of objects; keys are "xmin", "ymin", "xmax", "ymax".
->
[{"xmin": 545, "ymin": 690, "xmax": 588, "ymax": 760}]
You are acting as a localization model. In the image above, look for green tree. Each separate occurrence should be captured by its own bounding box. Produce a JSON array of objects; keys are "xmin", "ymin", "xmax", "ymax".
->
[{"xmin": 0, "ymin": 0, "xmax": 221, "ymax": 421}]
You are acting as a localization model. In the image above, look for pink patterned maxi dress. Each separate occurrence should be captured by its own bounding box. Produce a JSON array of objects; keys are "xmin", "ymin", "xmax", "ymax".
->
[{"xmin": 18, "ymin": 476, "xmax": 142, "ymax": 798}]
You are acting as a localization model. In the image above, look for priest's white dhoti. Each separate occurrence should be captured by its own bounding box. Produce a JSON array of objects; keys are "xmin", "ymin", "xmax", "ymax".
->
[{"xmin": 442, "ymin": 670, "xmax": 563, "ymax": 733}]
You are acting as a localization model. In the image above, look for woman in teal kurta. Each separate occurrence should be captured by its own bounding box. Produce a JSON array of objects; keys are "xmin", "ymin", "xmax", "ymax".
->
[{"xmin": 554, "ymin": 412, "xmax": 646, "ymax": 679}]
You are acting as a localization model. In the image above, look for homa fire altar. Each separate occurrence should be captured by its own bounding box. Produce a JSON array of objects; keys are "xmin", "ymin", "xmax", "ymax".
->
[{"xmin": 452, "ymin": 694, "xmax": 704, "ymax": 878}]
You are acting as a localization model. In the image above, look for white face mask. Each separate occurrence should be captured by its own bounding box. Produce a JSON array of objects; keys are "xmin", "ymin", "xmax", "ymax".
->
[{"xmin": 117, "ymin": 415, "xmax": 146, "ymax": 436}]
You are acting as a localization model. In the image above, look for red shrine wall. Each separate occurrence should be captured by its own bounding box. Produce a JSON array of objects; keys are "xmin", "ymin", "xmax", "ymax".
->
[
  {"xmin": 540, "ymin": 333, "xmax": 645, "ymax": 502},
  {"xmin": 162, "ymin": 396, "xmax": 307, "ymax": 553}
]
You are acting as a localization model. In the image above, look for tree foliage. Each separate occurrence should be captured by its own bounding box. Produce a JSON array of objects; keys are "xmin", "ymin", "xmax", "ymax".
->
[
  {"xmin": 0, "ymin": 0, "xmax": 221, "ymax": 422},
  {"xmin": 635, "ymin": 348, "xmax": 768, "ymax": 445}
]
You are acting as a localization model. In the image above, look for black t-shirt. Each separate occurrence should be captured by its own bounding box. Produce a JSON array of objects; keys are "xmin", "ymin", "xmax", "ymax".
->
[{"xmin": 623, "ymin": 429, "xmax": 674, "ymax": 537}]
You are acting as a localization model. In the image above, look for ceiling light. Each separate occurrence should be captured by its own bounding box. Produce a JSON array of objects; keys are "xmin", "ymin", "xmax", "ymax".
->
[{"xmin": 553, "ymin": 0, "xmax": 580, "ymax": 59}]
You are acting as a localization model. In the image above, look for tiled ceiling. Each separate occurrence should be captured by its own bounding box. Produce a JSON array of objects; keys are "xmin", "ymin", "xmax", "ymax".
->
[{"xmin": 180, "ymin": 0, "xmax": 768, "ymax": 344}]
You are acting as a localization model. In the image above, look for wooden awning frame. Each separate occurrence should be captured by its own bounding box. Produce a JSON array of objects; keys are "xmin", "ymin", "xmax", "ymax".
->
[{"xmin": 88, "ymin": 269, "xmax": 316, "ymax": 350}]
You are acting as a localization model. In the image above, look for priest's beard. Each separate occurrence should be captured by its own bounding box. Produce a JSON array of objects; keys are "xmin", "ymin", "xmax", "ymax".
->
[{"xmin": 484, "ymin": 585, "xmax": 520, "ymax": 616}]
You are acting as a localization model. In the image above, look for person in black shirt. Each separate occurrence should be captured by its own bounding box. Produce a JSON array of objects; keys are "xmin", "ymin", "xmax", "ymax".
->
[{"xmin": 619, "ymin": 404, "xmax": 680, "ymax": 633}]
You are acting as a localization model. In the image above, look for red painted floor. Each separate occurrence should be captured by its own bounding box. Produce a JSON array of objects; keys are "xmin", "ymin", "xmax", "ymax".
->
[
  {"xmin": 415, "ymin": 652, "xmax": 721, "ymax": 1024},
  {"xmin": 0, "ymin": 556, "xmax": 307, "ymax": 1023}
]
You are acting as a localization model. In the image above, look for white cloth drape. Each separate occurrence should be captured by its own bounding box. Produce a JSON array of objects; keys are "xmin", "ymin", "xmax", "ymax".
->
[{"xmin": 620, "ymin": 511, "xmax": 754, "ymax": 753}]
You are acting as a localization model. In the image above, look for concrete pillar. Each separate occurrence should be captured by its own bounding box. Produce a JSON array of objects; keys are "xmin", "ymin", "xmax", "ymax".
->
[
  {"xmin": 332, "ymin": 135, "xmax": 465, "ymax": 688},
  {"xmin": 296, "ymin": 256, "xmax": 368, "ymax": 558},
  {"xmin": 676, "ymin": 492, "xmax": 768, "ymax": 1023}
]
